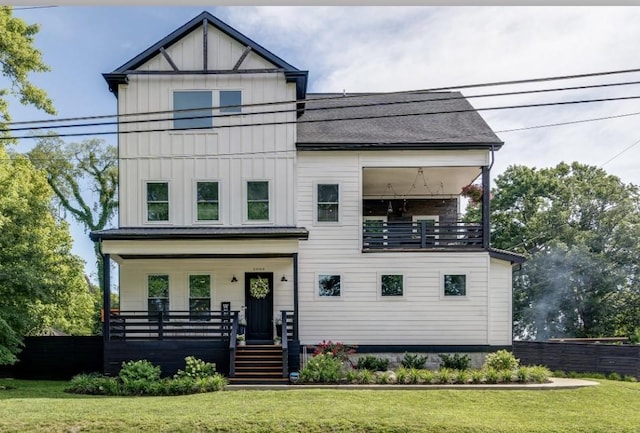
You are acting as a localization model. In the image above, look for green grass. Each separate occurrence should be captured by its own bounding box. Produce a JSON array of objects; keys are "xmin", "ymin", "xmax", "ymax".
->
[{"xmin": 1, "ymin": 378, "xmax": 640, "ymax": 432}]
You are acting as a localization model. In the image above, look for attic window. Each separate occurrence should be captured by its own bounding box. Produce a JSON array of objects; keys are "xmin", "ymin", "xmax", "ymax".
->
[
  {"xmin": 173, "ymin": 91, "xmax": 212, "ymax": 130},
  {"xmin": 220, "ymin": 90, "xmax": 241, "ymax": 113}
]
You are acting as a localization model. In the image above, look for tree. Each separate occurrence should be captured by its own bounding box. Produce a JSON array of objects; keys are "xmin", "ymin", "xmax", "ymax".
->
[
  {"xmin": 27, "ymin": 136, "xmax": 118, "ymax": 288},
  {"xmin": 0, "ymin": 149, "xmax": 95, "ymax": 364},
  {"xmin": 0, "ymin": 6, "xmax": 55, "ymax": 140},
  {"xmin": 479, "ymin": 162, "xmax": 640, "ymax": 339}
]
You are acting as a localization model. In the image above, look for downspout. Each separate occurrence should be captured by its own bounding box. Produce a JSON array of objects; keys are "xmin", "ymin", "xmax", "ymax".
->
[{"xmin": 482, "ymin": 145, "xmax": 495, "ymax": 250}]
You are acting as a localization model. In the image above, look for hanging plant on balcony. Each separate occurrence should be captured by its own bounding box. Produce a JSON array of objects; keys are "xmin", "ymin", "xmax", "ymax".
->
[
  {"xmin": 250, "ymin": 276, "xmax": 270, "ymax": 299},
  {"xmin": 461, "ymin": 183, "xmax": 484, "ymax": 207}
]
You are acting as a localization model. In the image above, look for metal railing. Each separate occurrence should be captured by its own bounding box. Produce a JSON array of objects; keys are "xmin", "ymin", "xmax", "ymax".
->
[{"xmin": 363, "ymin": 220, "xmax": 483, "ymax": 250}]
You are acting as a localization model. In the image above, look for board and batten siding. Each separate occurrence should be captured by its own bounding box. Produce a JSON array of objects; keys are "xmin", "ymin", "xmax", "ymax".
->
[
  {"xmin": 488, "ymin": 258, "xmax": 513, "ymax": 345},
  {"xmin": 295, "ymin": 151, "xmax": 511, "ymax": 346},
  {"xmin": 119, "ymin": 258, "xmax": 294, "ymax": 316}
]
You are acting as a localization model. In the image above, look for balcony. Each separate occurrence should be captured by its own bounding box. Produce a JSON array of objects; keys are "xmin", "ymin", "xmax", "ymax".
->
[{"xmin": 363, "ymin": 220, "xmax": 483, "ymax": 251}]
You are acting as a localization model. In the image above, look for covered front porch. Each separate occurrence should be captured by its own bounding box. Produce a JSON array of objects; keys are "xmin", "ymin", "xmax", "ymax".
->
[
  {"xmin": 90, "ymin": 227, "xmax": 307, "ymax": 377},
  {"xmin": 361, "ymin": 166, "xmax": 490, "ymax": 251}
]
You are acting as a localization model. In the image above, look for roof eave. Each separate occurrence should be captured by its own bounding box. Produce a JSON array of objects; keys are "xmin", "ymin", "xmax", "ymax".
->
[
  {"xmin": 295, "ymin": 141, "xmax": 504, "ymax": 151},
  {"xmin": 488, "ymin": 248, "xmax": 526, "ymax": 264},
  {"xmin": 90, "ymin": 229, "xmax": 310, "ymax": 242}
]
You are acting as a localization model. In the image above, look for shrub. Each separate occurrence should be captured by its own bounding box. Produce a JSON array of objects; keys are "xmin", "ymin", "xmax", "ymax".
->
[
  {"xmin": 485, "ymin": 368, "xmax": 500, "ymax": 384},
  {"xmin": 435, "ymin": 368, "xmax": 456, "ymax": 384},
  {"xmin": 607, "ymin": 372, "xmax": 622, "ymax": 381},
  {"xmin": 358, "ymin": 369, "xmax": 374, "ymax": 384},
  {"xmin": 375, "ymin": 371, "xmax": 393, "ymax": 384},
  {"xmin": 439, "ymin": 353, "xmax": 471, "ymax": 370},
  {"xmin": 484, "ymin": 350, "xmax": 519, "ymax": 371},
  {"xmin": 119, "ymin": 360, "xmax": 161, "ymax": 383},
  {"xmin": 345, "ymin": 370, "xmax": 358, "ymax": 384},
  {"xmin": 313, "ymin": 340, "xmax": 357, "ymax": 362},
  {"xmin": 299, "ymin": 353, "xmax": 344, "ymax": 383},
  {"xmin": 455, "ymin": 369, "xmax": 471, "ymax": 384},
  {"xmin": 407, "ymin": 368, "xmax": 423, "ymax": 384},
  {"xmin": 499, "ymin": 369, "xmax": 514, "ymax": 383},
  {"xmin": 356, "ymin": 355, "xmax": 389, "ymax": 371},
  {"xmin": 395, "ymin": 367, "xmax": 408, "ymax": 384},
  {"xmin": 174, "ymin": 356, "xmax": 217, "ymax": 380},
  {"xmin": 401, "ymin": 353, "xmax": 427, "ymax": 369},
  {"xmin": 516, "ymin": 367, "xmax": 531, "ymax": 383},
  {"xmin": 526, "ymin": 366, "xmax": 551, "ymax": 383},
  {"xmin": 471, "ymin": 369, "xmax": 484, "ymax": 384}
]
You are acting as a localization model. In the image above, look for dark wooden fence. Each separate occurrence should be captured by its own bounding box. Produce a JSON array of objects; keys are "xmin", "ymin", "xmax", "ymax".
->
[
  {"xmin": 513, "ymin": 341, "xmax": 640, "ymax": 379},
  {"xmin": 0, "ymin": 336, "xmax": 103, "ymax": 380},
  {"xmin": 363, "ymin": 220, "xmax": 483, "ymax": 250}
]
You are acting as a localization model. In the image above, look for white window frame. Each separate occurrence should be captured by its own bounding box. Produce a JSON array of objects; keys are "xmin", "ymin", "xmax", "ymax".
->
[
  {"xmin": 147, "ymin": 274, "xmax": 170, "ymax": 318},
  {"xmin": 314, "ymin": 182, "xmax": 342, "ymax": 225},
  {"xmin": 193, "ymin": 179, "xmax": 222, "ymax": 224},
  {"xmin": 378, "ymin": 273, "xmax": 406, "ymax": 300},
  {"xmin": 440, "ymin": 271, "xmax": 470, "ymax": 299},
  {"xmin": 188, "ymin": 273, "xmax": 213, "ymax": 321},
  {"xmin": 244, "ymin": 179, "xmax": 272, "ymax": 224},
  {"xmin": 315, "ymin": 273, "xmax": 343, "ymax": 300},
  {"xmin": 144, "ymin": 180, "xmax": 171, "ymax": 224},
  {"xmin": 363, "ymin": 215, "xmax": 388, "ymax": 247}
]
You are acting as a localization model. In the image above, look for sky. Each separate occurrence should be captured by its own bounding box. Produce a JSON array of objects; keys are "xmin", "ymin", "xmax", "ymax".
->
[{"xmin": 8, "ymin": 5, "xmax": 640, "ymax": 282}]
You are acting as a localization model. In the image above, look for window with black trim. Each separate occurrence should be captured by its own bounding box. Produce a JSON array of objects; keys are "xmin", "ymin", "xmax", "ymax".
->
[
  {"xmin": 444, "ymin": 274, "xmax": 466, "ymax": 296},
  {"xmin": 173, "ymin": 91, "xmax": 212, "ymax": 129},
  {"xmin": 318, "ymin": 274, "xmax": 341, "ymax": 297},
  {"xmin": 317, "ymin": 184, "xmax": 339, "ymax": 222},
  {"xmin": 196, "ymin": 182, "xmax": 219, "ymax": 221},
  {"xmin": 147, "ymin": 182, "xmax": 169, "ymax": 222},
  {"xmin": 247, "ymin": 181, "xmax": 269, "ymax": 220},
  {"xmin": 189, "ymin": 275, "xmax": 211, "ymax": 320},
  {"xmin": 381, "ymin": 274, "xmax": 403, "ymax": 297},
  {"xmin": 148, "ymin": 275, "xmax": 169, "ymax": 318}
]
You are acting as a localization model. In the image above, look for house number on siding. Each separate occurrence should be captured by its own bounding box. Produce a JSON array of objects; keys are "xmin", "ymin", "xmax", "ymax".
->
[{"xmin": 253, "ymin": 267, "xmax": 265, "ymax": 271}]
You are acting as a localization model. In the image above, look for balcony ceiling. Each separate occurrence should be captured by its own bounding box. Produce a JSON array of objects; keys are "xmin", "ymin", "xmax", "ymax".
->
[{"xmin": 363, "ymin": 167, "xmax": 481, "ymax": 197}]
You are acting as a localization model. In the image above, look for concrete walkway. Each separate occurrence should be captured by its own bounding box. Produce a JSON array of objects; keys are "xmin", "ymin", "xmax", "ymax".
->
[{"xmin": 226, "ymin": 377, "xmax": 599, "ymax": 391}]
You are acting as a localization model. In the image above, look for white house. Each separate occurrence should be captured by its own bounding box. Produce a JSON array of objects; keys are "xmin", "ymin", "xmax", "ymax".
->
[{"xmin": 91, "ymin": 11, "xmax": 523, "ymax": 382}]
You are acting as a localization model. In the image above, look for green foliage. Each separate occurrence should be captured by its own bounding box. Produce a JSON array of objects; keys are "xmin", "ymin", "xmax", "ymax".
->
[
  {"xmin": 355, "ymin": 355, "xmax": 389, "ymax": 371},
  {"xmin": 629, "ymin": 328, "xmax": 640, "ymax": 344},
  {"xmin": 174, "ymin": 356, "xmax": 217, "ymax": 380},
  {"xmin": 484, "ymin": 350, "xmax": 519, "ymax": 371},
  {"xmin": 475, "ymin": 162, "xmax": 640, "ymax": 339},
  {"xmin": 299, "ymin": 353, "xmax": 344, "ymax": 383},
  {"xmin": 485, "ymin": 368, "xmax": 500, "ymax": 384},
  {"xmin": 312, "ymin": 340, "xmax": 357, "ymax": 362},
  {"xmin": 0, "ymin": 150, "xmax": 94, "ymax": 363},
  {"xmin": 0, "ymin": 6, "xmax": 55, "ymax": 140},
  {"xmin": 401, "ymin": 352, "xmax": 427, "ymax": 369},
  {"xmin": 439, "ymin": 353, "xmax": 471, "ymax": 370},
  {"xmin": 119, "ymin": 360, "xmax": 161, "ymax": 383},
  {"xmin": 357, "ymin": 369, "xmax": 374, "ymax": 384},
  {"xmin": 435, "ymin": 368, "xmax": 456, "ymax": 384}
]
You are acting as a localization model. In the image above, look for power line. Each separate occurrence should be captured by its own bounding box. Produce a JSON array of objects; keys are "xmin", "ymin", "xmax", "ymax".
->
[
  {"xmin": 6, "ymin": 94, "xmax": 640, "ymax": 141},
  {"xmin": 12, "ymin": 6, "xmax": 58, "ymax": 11},
  {"xmin": 7, "ymin": 67, "xmax": 640, "ymax": 128},
  {"xmin": 7, "ymin": 79, "xmax": 640, "ymax": 135},
  {"xmin": 600, "ymin": 137, "xmax": 640, "ymax": 167}
]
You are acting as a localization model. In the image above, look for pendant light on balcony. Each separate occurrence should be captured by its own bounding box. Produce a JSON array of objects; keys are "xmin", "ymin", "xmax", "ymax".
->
[{"xmin": 387, "ymin": 200, "xmax": 393, "ymax": 213}]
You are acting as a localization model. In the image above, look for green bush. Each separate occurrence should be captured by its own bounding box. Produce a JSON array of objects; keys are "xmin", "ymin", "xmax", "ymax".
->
[
  {"xmin": 439, "ymin": 353, "xmax": 471, "ymax": 370},
  {"xmin": 485, "ymin": 368, "xmax": 500, "ymax": 384},
  {"xmin": 455, "ymin": 369, "xmax": 471, "ymax": 384},
  {"xmin": 299, "ymin": 353, "xmax": 344, "ymax": 383},
  {"xmin": 607, "ymin": 372, "xmax": 622, "ymax": 381},
  {"xmin": 470, "ymin": 369, "xmax": 484, "ymax": 384},
  {"xmin": 358, "ymin": 369, "xmax": 374, "ymax": 384},
  {"xmin": 355, "ymin": 355, "xmax": 389, "ymax": 371},
  {"xmin": 484, "ymin": 350, "xmax": 519, "ymax": 371},
  {"xmin": 174, "ymin": 356, "xmax": 217, "ymax": 380},
  {"xmin": 401, "ymin": 353, "xmax": 427, "ymax": 369},
  {"xmin": 119, "ymin": 360, "xmax": 161, "ymax": 383},
  {"xmin": 435, "ymin": 368, "xmax": 456, "ymax": 384}
]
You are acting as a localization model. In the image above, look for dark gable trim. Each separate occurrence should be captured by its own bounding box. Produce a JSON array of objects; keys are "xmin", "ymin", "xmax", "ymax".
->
[
  {"xmin": 296, "ymin": 141, "xmax": 504, "ymax": 151},
  {"xmin": 90, "ymin": 227, "xmax": 309, "ymax": 242},
  {"xmin": 350, "ymin": 345, "xmax": 512, "ymax": 353},
  {"xmin": 104, "ymin": 11, "xmax": 308, "ymax": 101},
  {"xmin": 120, "ymin": 253, "xmax": 295, "ymax": 260}
]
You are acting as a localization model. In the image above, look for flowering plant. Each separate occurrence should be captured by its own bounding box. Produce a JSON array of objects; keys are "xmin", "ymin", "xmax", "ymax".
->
[
  {"xmin": 249, "ymin": 276, "xmax": 270, "ymax": 299},
  {"xmin": 312, "ymin": 340, "xmax": 357, "ymax": 362},
  {"xmin": 461, "ymin": 183, "xmax": 484, "ymax": 207}
]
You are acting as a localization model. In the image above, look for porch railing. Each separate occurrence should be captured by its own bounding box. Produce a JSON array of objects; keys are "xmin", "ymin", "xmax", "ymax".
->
[
  {"xmin": 109, "ymin": 310, "xmax": 235, "ymax": 340},
  {"xmin": 363, "ymin": 220, "xmax": 483, "ymax": 250}
]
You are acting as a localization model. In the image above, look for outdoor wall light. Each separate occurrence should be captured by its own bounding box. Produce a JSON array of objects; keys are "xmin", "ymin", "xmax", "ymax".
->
[
  {"xmin": 231, "ymin": 275, "xmax": 238, "ymax": 283},
  {"xmin": 281, "ymin": 275, "xmax": 288, "ymax": 282}
]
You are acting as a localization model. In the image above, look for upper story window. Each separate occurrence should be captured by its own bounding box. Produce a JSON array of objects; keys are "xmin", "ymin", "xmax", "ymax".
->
[
  {"xmin": 317, "ymin": 184, "xmax": 339, "ymax": 222},
  {"xmin": 247, "ymin": 181, "xmax": 269, "ymax": 221},
  {"xmin": 147, "ymin": 182, "xmax": 169, "ymax": 222},
  {"xmin": 196, "ymin": 181, "xmax": 219, "ymax": 221},
  {"xmin": 220, "ymin": 90, "xmax": 242, "ymax": 113},
  {"xmin": 173, "ymin": 91, "xmax": 212, "ymax": 130}
]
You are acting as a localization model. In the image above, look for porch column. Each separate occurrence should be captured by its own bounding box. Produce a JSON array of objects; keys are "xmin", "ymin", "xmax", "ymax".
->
[
  {"xmin": 293, "ymin": 252, "xmax": 299, "ymax": 340},
  {"xmin": 102, "ymin": 253, "xmax": 111, "ymax": 341},
  {"xmin": 482, "ymin": 166, "xmax": 490, "ymax": 249}
]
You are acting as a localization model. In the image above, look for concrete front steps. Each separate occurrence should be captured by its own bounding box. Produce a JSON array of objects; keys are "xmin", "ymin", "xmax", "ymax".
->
[{"xmin": 229, "ymin": 344, "xmax": 289, "ymax": 385}]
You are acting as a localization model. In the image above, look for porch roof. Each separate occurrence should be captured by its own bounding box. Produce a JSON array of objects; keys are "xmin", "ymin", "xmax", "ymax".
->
[
  {"xmin": 296, "ymin": 92, "xmax": 503, "ymax": 150},
  {"xmin": 90, "ymin": 226, "xmax": 309, "ymax": 242},
  {"xmin": 488, "ymin": 248, "xmax": 526, "ymax": 264}
]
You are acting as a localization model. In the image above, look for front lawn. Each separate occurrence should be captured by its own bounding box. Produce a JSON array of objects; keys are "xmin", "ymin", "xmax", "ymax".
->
[{"xmin": 1, "ymin": 378, "xmax": 639, "ymax": 432}]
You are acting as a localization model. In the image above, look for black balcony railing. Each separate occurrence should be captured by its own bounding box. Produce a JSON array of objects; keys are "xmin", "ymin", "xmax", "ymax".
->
[{"xmin": 363, "ymin": 220, "xmax": 483, "ymax": 250}]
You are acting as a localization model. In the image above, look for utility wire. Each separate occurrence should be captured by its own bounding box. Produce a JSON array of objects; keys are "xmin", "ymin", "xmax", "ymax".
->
[
  {"xmin": 6, "ymin": 79, "xmax": 640, "ymax": 134},
  {"xmin": 6, "ymin": 94, "xmax": 640, "ymax": 141},
  {"xmin": 7, "ymin": 67, "xmax": 640, "ymax": 127},
  {"xmin": 600, "ymin": 137, "xmax": 640, "ymax": 167},
  {"xmin": 12, "ymin": 6, "xmax": 58, "ymax": 10}
]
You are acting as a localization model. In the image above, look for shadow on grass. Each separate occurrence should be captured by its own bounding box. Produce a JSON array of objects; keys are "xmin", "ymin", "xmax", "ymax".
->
[{"xmin": 0, "ymin": 378, "xmax": 117, "ymax": 400}]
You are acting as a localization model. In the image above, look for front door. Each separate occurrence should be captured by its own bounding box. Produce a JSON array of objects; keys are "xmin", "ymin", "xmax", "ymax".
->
[{"xmin": 244, "ymin": 273, "xmax": 274, "ymax": 342}]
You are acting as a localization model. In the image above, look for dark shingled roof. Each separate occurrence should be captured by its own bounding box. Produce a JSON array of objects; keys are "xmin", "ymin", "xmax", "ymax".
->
[
  {"xmin": 90, "ymin": 226, "xmax": 309, "ymax": 241},
  {"xmin": 488, "ymin": 248, "xmax": 526, "ymax": 264},
  {"xmin": 296, "ymin": 92, "xmax": 503, "ymax": 150}
]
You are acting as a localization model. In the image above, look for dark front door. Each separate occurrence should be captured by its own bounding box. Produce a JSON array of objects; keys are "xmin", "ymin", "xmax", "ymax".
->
[{"xmin": 245, "ymin": 273, "xmax": 273, "ymax": 341}]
